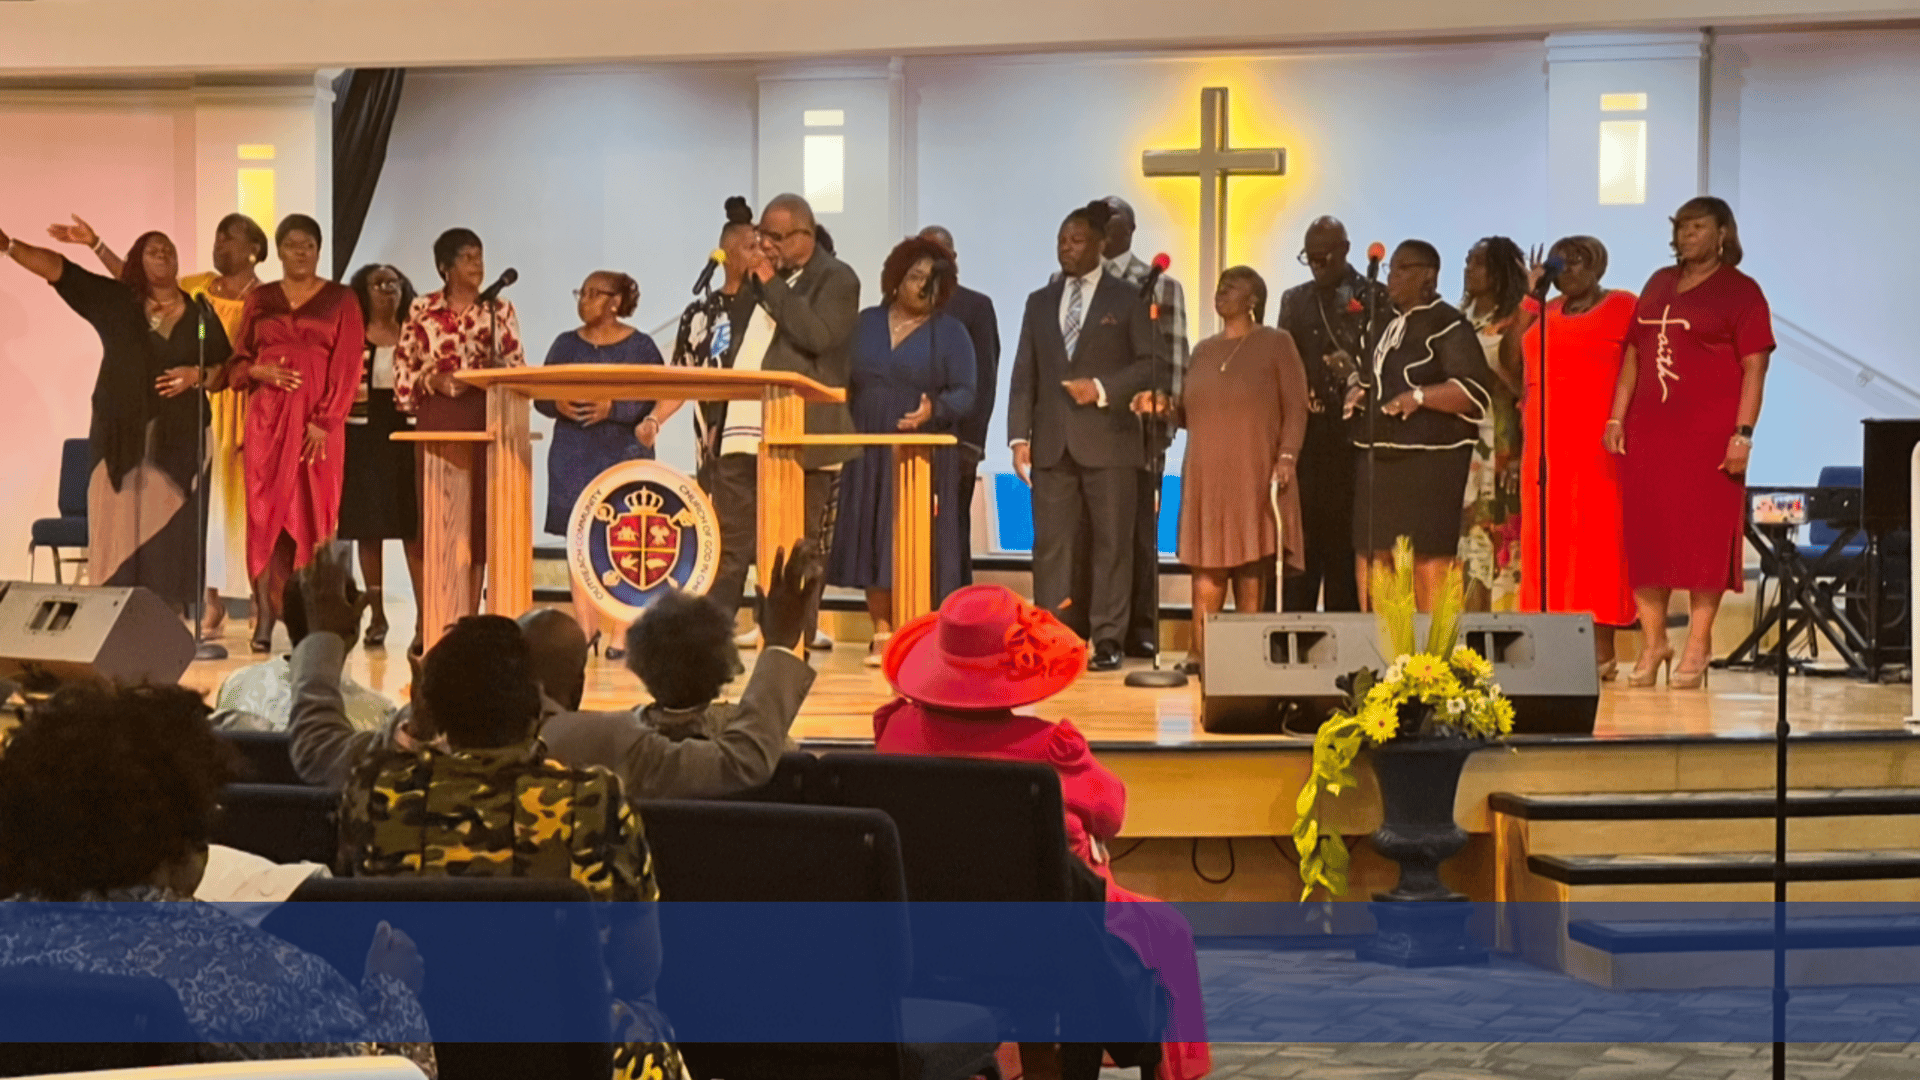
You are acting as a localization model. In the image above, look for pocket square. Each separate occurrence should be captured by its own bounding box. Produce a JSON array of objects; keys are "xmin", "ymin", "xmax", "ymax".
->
[{"xmin": 1098, "ymin": 313, "xmax": 1120, "ymax": 326}]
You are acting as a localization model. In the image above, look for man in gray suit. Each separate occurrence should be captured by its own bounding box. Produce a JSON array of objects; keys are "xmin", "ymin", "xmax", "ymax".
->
[
  {"xmin": 1008, "ymin": 201, "xmax": 1156, "ymax": 671},
  {"xmin": 705, "ymin": 193, "xmax": 860, "ymax": 649}
]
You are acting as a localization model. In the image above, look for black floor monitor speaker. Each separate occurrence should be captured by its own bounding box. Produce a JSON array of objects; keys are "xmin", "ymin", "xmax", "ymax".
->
[
  {"xmin": 0, "ymin": 583, "xmax": 195, "ymax": 691},
  {"xmin": 1200, "ymin": 612, "xmax": 1599, "ymax": 736}
]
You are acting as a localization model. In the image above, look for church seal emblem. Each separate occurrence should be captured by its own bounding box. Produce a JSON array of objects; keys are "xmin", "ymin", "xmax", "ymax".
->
[{"xmin": 567, "ymin": 460, "xmax": 721, "ymax": 625}]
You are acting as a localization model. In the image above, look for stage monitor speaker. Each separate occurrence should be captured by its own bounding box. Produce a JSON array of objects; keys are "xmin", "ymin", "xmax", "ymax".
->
[
  {"xmin": 0, "ymin": 583, "xmax": 195, "ymax": 691},
  {"xmin": 1199, "ymin": 612, "xmax": 1599, "ymax": 736}
]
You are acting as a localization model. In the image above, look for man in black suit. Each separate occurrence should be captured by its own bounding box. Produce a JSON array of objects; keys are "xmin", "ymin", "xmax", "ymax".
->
[
  {"xmin": 919, "ymin": 224, "xmax": 1001, "ymax": 586},
  {"xmin": 1008, "ymin": 201, "xmax": 1156, "ymax": 671}
]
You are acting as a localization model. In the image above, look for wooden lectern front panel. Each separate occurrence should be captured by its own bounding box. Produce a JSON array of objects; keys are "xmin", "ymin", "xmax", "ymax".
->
[
  {"xmin": 487, "ymin": 385, "xmax": 535, "ymax": 619},
  {"xmin": 757, "ymin": 387, "xmax": 808, "ymax": 592},
  {"xmin": 892, "ymin": 446, "xmax": 936, "ymax": 627},
  {"xmin": 418, "ymin": 441, "xmax": 475, "ymax": 652}
]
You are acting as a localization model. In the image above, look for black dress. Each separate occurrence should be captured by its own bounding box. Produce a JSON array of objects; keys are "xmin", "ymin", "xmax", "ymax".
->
[
  {"xmin": 50, "ymin": 259, "xmax": 230, "ymax": 608},
  {"xmin": 1349, "ymin": 298, "xmax": 1495, "ymax": 557},
  {"xmin": 338, "ymin": 343, "xmax": 418, "ymax": 540}
]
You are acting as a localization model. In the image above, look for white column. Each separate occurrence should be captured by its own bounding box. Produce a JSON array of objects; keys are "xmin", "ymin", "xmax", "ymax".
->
[
  {"xmin": 756, "ymin": 58, "xmax": 910, "ymax": 295},
  {"xmin": 189, "ymin": 76, "xmax": 332, "ymax": 280},
  {"xmin": 1545, "ymin": 32, "xmax": 1709, "ymax": 290}
]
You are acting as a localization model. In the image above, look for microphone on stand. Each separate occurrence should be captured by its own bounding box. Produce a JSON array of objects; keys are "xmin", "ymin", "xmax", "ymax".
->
[
  {"xmin": 1534, "ymin": 255, "xmax": 1567, "ymax": 300},
  {"xmin": 1139, "ymin": 252, "xmax": 1171, "ymax": 320},
  {"xmin": 692, "ymin": 249, "xmax": 727, "ymax": 295},
  {"xmin": 1366, "ymin": 241, "xmax": 1386, "ymax": 282},
  {"xmin": 478, "ymin": 267, "xmax": 519, "ymax": 306}
]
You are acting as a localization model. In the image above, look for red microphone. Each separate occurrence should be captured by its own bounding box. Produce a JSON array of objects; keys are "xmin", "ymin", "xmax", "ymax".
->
[
  {"xmin": 1141, "ymin": 253, "xmax": 1171, "ymax": 320},
  {"xmin": 1366, "ymin": 242, "xmax": 1386, "ymax": 280}
]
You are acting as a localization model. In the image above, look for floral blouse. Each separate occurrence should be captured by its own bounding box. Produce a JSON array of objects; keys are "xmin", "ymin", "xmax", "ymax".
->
[
  {"xmin": 393, "ymin": 290, "xmax": 527, "ymax": 414},
  {"xmin": 0, "ymin": 885, "xmax": 434, "ymax": 1074}
]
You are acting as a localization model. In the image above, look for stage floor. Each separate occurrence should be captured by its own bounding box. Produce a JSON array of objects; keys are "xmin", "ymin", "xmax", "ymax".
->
[{"xmin": 181, "ymin": 605, "xmax": 1915, "ymax": 748}]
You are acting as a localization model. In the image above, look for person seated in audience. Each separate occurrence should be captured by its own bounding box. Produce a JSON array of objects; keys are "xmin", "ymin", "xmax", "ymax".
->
[
  {"xmin": 216, "ymin": 576, "xmax": 397, "ymax": 733},
  {"xmin": 0, "ymin": 682, "xmax": 434, "ymax": 1073},
  {"xmin": 538, "ymin": 542, "xmax": 822, "ymax": 798},
  {"xmin": 337, "ymin": 613, "xmax": 687, "ymax": 1080},
  {"xmin": 873, "ymin": 584, "xmax": 1211, "ymax": 1080},
  {"xmin": 286, "ymin": 548, "xmax": 444, "ymax": 787}
]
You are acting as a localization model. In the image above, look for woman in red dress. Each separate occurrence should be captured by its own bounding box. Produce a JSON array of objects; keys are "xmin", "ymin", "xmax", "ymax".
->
[
  {"xmin": 226, "ymin": 215, "xmax": 366, "ymax": 651},
  {"xmin": 1604, "ymin": 198, "xmax": 1775, "ymax": 689},
  {"xmin": 1515, "ymin": 236, "xmax": 1637, "ymax": 676},
  {"xmin": 873, "ymin": 584, "xmax": 1209, "ymax": 1080}
]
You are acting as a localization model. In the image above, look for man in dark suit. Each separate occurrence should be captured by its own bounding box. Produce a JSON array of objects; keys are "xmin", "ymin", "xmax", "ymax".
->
[
  {"xmin": 1008, "ymin": 201, "xmax": 1156, "ymax": 671},
  {"xmin": 728, "ymin": 192, "xmax": 859, "ymax": 647},
  {"xmin": 919, "ymin": 225, "xmax": 1001, "ymax": 586}
]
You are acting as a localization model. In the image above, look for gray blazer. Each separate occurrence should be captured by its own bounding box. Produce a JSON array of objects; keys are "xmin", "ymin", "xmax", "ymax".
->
[
  {"xmin": 538, "ymin": 647, "xmax": 816, "ymax": 800},
  {"xmin": 1006, "ymin": 271, "xmax": 1156, "ymax": 470},
  {"xmin": 288, "ymin": 633, "xmax": 417, "ymax": 789},
  {"xmin": 754, "ymin": 250, "xmax": 861, "ymax": 470}
]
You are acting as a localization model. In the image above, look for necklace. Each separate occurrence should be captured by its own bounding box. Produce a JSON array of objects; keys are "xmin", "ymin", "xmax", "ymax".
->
[
  {"xmin": 146, "ymin": 293, "xmax": 183, "ymax": 333},
  {"xmin": 1217, "ymin": 332, "xmax": 1252, "ymax": 372},
  {"xmin": 888, "ymin": 309, "xmax": 926, "ymax": 342}
]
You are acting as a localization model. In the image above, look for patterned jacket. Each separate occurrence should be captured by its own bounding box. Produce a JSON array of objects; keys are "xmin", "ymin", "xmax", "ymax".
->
[{"xmin": 337, "ymin": 741, "xmax": 687, "ymax": 1080}]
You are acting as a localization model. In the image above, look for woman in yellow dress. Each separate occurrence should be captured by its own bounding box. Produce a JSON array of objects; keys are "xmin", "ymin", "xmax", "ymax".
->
[{"xmin": 51, "ymin": 213, "xmax": 266, "ymax": 641}]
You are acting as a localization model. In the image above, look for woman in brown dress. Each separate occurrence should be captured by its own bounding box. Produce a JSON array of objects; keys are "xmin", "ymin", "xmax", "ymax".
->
[{"xmin": 1137, "ymin": 266, "xmax": 1308, "ymax": 675}]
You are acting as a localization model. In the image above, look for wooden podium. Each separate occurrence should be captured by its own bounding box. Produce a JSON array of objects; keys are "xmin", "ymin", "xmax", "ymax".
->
[{"xmin": 396, "ymin": 365, "xmax": 953, "ymax": 650}]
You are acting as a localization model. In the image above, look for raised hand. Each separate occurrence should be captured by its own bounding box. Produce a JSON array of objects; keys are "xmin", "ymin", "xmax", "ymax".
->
[
  {"xmin": 364, "ymin": 920, "xmax": 426, "ymax": 994},
  {"xmin": 1526, "ymin": 244, "xmax": 1548, "ymax": 296},
  {"xmin": 301, "ymin": 543, "xmax": 369, "ymax": 643},
  {"xmin": 46, "ymin": 215, "xmax": 98, "ymax": 249},
  {"xmin": 760, "ymin": 540, "xmax": 826, "ymax": 652}
]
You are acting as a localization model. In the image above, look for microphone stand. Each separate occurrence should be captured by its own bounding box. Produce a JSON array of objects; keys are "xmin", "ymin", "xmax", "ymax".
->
[
  {"xmin": 1127, "ymin": 277, "xmax": 1187, "ymax": 690},
  {"xmin": 1363, "ymin": 273, "xmax": 1382, "ymax": 600},
  {"xmin": 193, "ymin": 303, "xmax": 227, "ymax": 661},
  {"xmin": 1534, "ymin": 282, "xmax": 1551, "ymax": 613}
]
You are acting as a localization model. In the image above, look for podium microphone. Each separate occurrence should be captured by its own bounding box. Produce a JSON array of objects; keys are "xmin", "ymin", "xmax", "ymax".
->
[
  {"xmin": 692, "ymin": 248, "xmax": 727, "ymax": 295},
  {"xmin": 1139, "ymin": 252, "xmax": 1171, "ymax": 319},
  {"xmin": 478, "ymin": 267, "xmax": 518, "ymax": 306},
  {"xmin": 1534, "ymin": 255, "xmax": 1567, "ymax": 300},
  {"xmin": 1366, "ymin": 242, "xmax": 1386, "ymax": 281}
]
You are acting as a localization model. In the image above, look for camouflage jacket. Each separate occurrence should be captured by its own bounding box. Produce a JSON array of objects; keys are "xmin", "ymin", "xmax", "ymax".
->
[{"xmin": 337, "ymin": 739, "xmax": 655, "ymax": 902}]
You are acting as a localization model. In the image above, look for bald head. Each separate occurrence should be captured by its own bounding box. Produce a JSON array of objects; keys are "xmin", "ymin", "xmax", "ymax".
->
[
  {"xmin": 1302, "ymin": 215, "xmax": 1352, "ymax": 289},
  {"xmin": 918, "ymin": 225, "xmax": 956, "ymax": 259},
  {"xmin": 516, "ymin": 608, "xmax": 590, "ymax": 712}
]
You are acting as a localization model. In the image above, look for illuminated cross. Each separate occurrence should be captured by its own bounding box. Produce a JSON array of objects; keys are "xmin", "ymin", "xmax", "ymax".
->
[{"xmin": 1142, "ymin": 86, "xmax": 1286, "ymax": 334}]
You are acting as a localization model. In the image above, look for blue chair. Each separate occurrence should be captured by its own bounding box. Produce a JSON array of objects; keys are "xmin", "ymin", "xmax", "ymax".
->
[{"xmin": 28, "ymin": 439, "xmax": 90, "ymax": 584}]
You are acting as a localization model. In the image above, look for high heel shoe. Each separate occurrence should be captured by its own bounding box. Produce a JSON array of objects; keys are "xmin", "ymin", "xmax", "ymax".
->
[
  {"xmin": 364, "ymin": 609, "xmax": 389, "ymax": 649},
  {"xmin": 1626, "ymin": 648, "xmax": 1672, "ymax": 688},
  {"xmin": 1597, "ymin": 659, "xmax": 1619, "ymax": 682},
  {"xmin": 587, "ymin": 632, "xmax": 603, "ymax": 658},
  {"xmin": 1670, "ymin": 664, "xmax": 1711, "ymax": 690}
]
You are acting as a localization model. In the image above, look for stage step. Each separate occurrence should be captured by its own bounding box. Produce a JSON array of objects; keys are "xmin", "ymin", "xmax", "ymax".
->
[
  {"xmin": 1558, "ymin": 914, "xmax": 1920, "ymax": 990},
  {"xmin": 1529, "ymin": 849, "xmax": 1920, "ymax": 886},
  {"xmin": 1491, "ymin": 788, "xmax": 1920, "ymax": 820}
]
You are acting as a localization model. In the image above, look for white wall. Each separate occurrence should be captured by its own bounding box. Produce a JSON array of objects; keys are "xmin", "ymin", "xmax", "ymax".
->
[
  {"xmin": 1709, "ymin": 29, "xmax": 1920, "ymax": 485},
  {"xmin": 908, "ymin": 43, "xmax": 1551, "ymax": 483},
  {"xmin": 355, "ymin": 64, "xmax": 758, "ymax": 546}
]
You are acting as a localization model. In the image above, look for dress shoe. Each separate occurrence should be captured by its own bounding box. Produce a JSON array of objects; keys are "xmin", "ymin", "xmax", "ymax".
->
[
  {"xmin": 1088, "ymin": 641, "xmax": 1124, "ymax": 672},
  {"xmin": 1124, "ymin": 638, "xmax": 1159, "ymax": 659}
]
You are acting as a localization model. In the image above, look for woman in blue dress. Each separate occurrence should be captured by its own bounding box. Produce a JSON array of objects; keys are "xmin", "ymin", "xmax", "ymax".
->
[
  {"xmin": 536, "ymin": 270, "xmax": 661, "ymax": 658},
  {"xmin": 827, "ymin": 236, "xmax": 976, "ymax": 665}
]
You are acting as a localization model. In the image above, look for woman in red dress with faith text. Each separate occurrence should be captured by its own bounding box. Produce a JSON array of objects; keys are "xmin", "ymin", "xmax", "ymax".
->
[
  {"xmin": 1515, "ymin": 235, "xmax": 1637, "ymax": 677},
  {"xmin": 1604, "ymin": 197, "xmax": 1775, "ymax": 689},
  {"xmin": 872, "ymin": 584, "xmax": 1209, "ymax": 1080},
  {"xmin": 226, "ymin": 215, "xmax": 366, "ymax": 651}
]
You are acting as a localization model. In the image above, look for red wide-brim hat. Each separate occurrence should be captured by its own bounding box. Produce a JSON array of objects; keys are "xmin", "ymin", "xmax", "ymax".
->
[{"xmin": 882, "ymin": 584, "xmax": 1086, "ymax": 712}]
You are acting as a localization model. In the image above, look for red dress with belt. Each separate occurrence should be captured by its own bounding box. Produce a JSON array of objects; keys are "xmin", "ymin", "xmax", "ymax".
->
[
  {"xmin": 873, "ymin": 698, "xmax": 1211, "ymax": 1080},
  {"xmin": 1518, "ymin": 289, "xmax": 1637, "ymax": 626},
  {"xmin": 227, "ymin": 282, "xmax": 366, "ymax": 580},
  {"xmin": 1621, "ymin": 266, "xmax": 1775, "ymax": 592}
]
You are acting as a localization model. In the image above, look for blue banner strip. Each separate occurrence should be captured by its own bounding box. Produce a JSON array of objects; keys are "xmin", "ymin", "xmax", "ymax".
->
[{"xmin": 0, "ymin": 901, "xmax": 1916, "ymax": 1043}]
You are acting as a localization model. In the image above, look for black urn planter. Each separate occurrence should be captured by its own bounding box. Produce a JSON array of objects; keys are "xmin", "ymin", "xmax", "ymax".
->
[{"xmin": 1353, "ymin": 734, "xmax": 1489, "ymax": 968}]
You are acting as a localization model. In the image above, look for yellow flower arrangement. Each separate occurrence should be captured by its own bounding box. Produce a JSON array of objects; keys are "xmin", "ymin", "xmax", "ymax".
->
[{"xmin": 1290, "ymin": 538, "xmax": 1514, "ymax": 900}]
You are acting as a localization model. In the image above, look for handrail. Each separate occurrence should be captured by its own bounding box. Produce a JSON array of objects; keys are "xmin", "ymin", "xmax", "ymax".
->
[{"xmin": 1773, "ymin": 314, "xmax": 1920, "ymax": 415}]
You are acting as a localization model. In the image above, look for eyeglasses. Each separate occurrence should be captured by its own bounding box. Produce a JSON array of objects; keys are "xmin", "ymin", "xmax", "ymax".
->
[
  {"xmin": 573, "ymin": 288, "xmax": 620, "ymax": 301},
  {"xmin": 1297, "ymin": 249, "xmax": 1340, "ymax": 268},
  {"xmin": 757, "ymin": 227, "xmax": 813, "ymax": 244},
  {"xmin": 371, "ymin": 281, "xmax": 401, "ymax": 293}
]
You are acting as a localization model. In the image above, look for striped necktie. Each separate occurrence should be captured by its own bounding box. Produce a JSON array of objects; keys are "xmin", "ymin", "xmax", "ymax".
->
[{"xmin": 1063, "ymin": 277, "xmax": 1085, "ymax": 358}]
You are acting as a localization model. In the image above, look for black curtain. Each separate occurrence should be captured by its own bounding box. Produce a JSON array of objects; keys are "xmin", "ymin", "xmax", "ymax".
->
[{"xmin": 331, "ymin": 68, "xmax": 407, "ymax": 280}]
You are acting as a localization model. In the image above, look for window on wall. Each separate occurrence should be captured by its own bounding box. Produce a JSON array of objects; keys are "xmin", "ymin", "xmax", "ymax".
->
[
  {"xmin": 237, "ymin": 144, "xmax": 277, "ymax": 234},
  {"xmin": 803, "ymin": 110, "xmax": 844, "ymax": 214},
  {"xmin": 1597, "ymin": 95, "xmax": 1646, "ymax": 206}
]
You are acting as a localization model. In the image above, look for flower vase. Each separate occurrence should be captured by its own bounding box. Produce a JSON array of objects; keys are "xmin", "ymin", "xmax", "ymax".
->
[{"xmin": 1353, "ymin": 729, "xmax": 1489, "ymax": 967}]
